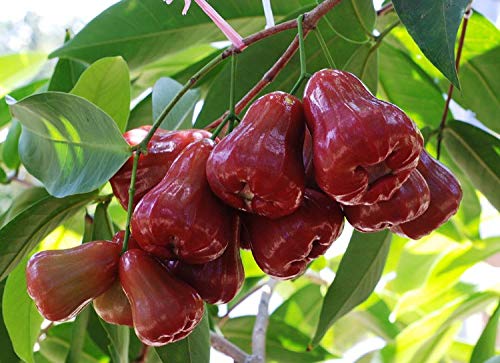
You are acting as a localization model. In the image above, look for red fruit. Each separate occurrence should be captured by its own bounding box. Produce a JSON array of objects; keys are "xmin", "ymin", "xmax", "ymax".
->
[
  {"xmin": 343, "ymin": 170, "xmax": 431, "ymax": 232},
  {"xmin": 391, "ymin": 151, "xmax": 462, "ymax": 239},
  {"xmin": 132, "ymin": 138, "xmax": 231, "ymax": 264},
  {"xmin": 110, "ymin": 126, "xmax": 211, "ymax": 209},
  {"xmin": 168, "ymin": 216, "xmax": 244, "ymax": 304},
  {"xmin": 303, "ymin": 70, "xmax": 423, "ymax": 205},
  {"xmin": 93, "ymin": 279, "xmax": 133, "ymax": 327},
  {"xmin": 26, "ymin": 242, "xmax": 121, "ymax": 321},
  {"xmin": 244, "ymin": 189, "xmax": 344, "ymax": 279},
  {"xmin": 206, "ymin": 91, "xmax": 306, "ymax": 219},
  {"xmin": 111, "ymin": 230, "xmax": 140, "ymax": 250},
  {"xmin": 120, "ymin": 249, "xmax": 204, "ymax": 346}
]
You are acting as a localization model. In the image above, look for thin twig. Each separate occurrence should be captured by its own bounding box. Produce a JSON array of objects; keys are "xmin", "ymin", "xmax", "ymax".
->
[
  {"xmin": 303, "ymin": 271, "xmax": 329, "ymax": 286},
  {"xmin": 436, "ymin": 4, "xmax": 472, "ymax": 159},
  {"xmin": 377, "ymin": 3, "xmax": 394, "ymax": 16},
  {"xmin": 210, "ymin": 332, "xmax": 249, "ymax": 363},
  {"xmin": 248, "ymin": 279, "xmax": 278, "ymax": 363}
]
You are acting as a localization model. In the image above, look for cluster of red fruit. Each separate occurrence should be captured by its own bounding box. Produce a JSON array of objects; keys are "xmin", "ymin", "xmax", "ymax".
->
[{"xmin": 26, "ymin": 70, "xmax": 462, "ymax": 347}]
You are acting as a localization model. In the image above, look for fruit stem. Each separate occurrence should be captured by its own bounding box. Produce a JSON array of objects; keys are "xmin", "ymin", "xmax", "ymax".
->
[
  {"xmin": 314, "ymin": 26, "xmax": 336, "ymax": 69},
  {"xmin": 290, "ymin": 15, "xmax": 310, "ymax": 96},
  {"xmin": 122, "ymin": 151, "xmax": 140, "ymax": 253}
]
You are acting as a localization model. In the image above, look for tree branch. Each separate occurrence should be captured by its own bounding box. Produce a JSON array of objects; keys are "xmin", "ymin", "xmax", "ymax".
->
[
  {"xmin": 248, "ymin": 279, "xmax": 278, "ymax": 363},
  {"xmin": 436, "ymin": 4, "xmax": 472, "ymax": 159},
  {"xmin": 210, "ymin": 332, "xmax": 249, "ymax": 363}
]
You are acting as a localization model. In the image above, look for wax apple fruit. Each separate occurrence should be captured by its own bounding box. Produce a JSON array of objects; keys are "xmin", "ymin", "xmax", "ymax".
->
[
  {"xmin": 206, "ymin": 91, "xmax": 306, "ymax": 219},
  {"xmin": 110, "ymin": 126, "xmax": 211, "ymax": 209},
  {"xmin": 168, "ymin": 216, "xmax": 244, "ymax": 304},
  {"xmin": 391, "ymin": 151, "xmax": 462, "ymax": 239},
  {"xmin": 344, "ymin": 170, "xmax": 431, "ymax": 232},
  {"xmin": 303, "ymin": 70, "xmax": 423, "ymax": 205},
  {"xmin": 26, "ymin": 241, "xmax": 121, "ymax": 321},
  {"xmin": 93, "ymin": 279, "xmax": 133, "ymax": 326},
  {"xmin": 132, "ymin": 138, "xmax": 231, "ymax": 264},
  {"xmin": 120, "ymin": 249, "xmax": 204, "ymax": 346},
  {"xmin": 244, "ymin": 189, "xmax": 344, "ymax": 279}
]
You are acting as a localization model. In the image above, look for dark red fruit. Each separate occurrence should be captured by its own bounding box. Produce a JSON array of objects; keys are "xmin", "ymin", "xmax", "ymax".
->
[
  {"xmin": 26, "ymin": 242, "xmax": 121, "ymax": 321},
  {"xmin": 93, "ymin": 279, "xmax": 133, "ymax": 327},
  {"xmin": 391, "ymin": 151, "xmax": 462, "ymax": 239},
  {"xmin": 110, "ymin": 126, "xmax": 211, "ymax": 209},
  {"xmin": 303, "ymin": 70, "xmax": 423, "ymax": 205},
  {"xmin": 343, "ymin": 170, "xmax": 431, "ymax": 232},
  {"xmin": 206, "ymin": 91, "xmax": 306, "ymax": 219},
  {"xmin": 244, "ymin": 189, "xmax": 344, "ymax": 279},
  {"xmin": 120, "ymin": 249, "xmax": 204, "ymax": 346},
  {"xmin": 132, "ymin": 138, "xmax": 232, "ymax": 264},
  {"xmin": 111, "ymin": 230, "xmax": 140, "ymax": 250},
  {"xmin": 168, "ymin": 216, "xmax": 244, "ymax": 304}
]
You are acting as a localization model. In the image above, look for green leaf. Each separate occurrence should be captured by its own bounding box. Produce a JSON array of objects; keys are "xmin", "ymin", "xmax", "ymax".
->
[
  {"xmin": 470, "ymin": 298, "xmax": 500, "ymax": 363},
  {"xmin": 0, "ymin": 79, "xmax": 47, "ymax": 127},
  {"xmin": 0, "ymin": 52, "xmax": 46, "ymax": 97},
  {"xmin": 2, "ymin": 256, "xmax": 43, "ymax": 363},
  {"xmin": 378, "ymin": 41, "xmax": 445, "ymax": 129},
  {"xmin": 324, "ymin": 0, "xmax": 376, "ymax": 42},
  {"xmin": 0, "ymin": 190, "xmax": 97, "ymax": 281},
  {"xmin": 65, "ymin": 307, "xmax": 91, "ymax": 363},
  {"xmin": 2, "ymin": 120, "xmax": 22, "ymax": 170},
  {"xmin": 49, "ymin": 0, "xmax": 317, "ymax": 69},
  {"xmin": 91, "ymin": 203, "xmax": 114, "ymax": 241},
  {"xmin": 9, "ymin": 92, "xmax": 131, "ymax": 197},
  {"xmin": 0, "ymin": 167, "xmax": 8, "ymax": 185},
  {"xmin": 392, "ymin": 0, "xmax": 469, "ymax": 87},
  {"xmin": 272, "ymin": 284, "xmax": 322, "ymax": 336},
  {"xmin": 221, "ymin": 316, "xmax": 334, "ymax": 363},
  {"xmin": 127, "ymin": 94, "xmax": 152, "ymax": 130},
  {"xmin": 0, "ymin": 280, "xmax": 18, "ymax": 363},
  {"xmin": 71, "ymin": 57, "xmax": 130, "ymax": 131},
  {"xmin": 312, "ymin": 230, "xmax": 391, "ymax": 346},
  {"xmin": 0, "ymin": 187, "xmax": 49, "ymax": 228},
  {"xmin": 343, "ymin": 42, "xmax": 379, "ymax": 94},
  {"xmin": 48, "ymin": 31, "xmax": 88, "ymax": 93},
  {"xmin": 155, "ymin": 310, "xmax": 210, "ymax": 363},
  {"xmin": 443, "ymin": 120, "xmax": 500, "ymax": 211},
  {"xmin": 410, "ymin": 322, "xmax": 461, "ymax": 363},
  {"xmin": 152, "ymin": 78, "xmax": 200, "ymax": 130}
]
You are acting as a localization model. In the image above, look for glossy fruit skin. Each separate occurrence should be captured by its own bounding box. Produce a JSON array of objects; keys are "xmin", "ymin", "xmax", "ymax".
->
[
  {"xmin": 391, "ymin": 151, "xmax": 462, "ymax": 239},
  {"xmin": 244, "ymin": 189, "xmax": 344, "ymax": 279},
  {"xmin": 206, "ymin": 91, "xmax": 306, "ymax": 219},
  {"xmin": 343, "ymin": 170, "xmax": 431, "ymax": 232},
  {"xmin": 120, "ymin": 249, "xmax": 204, "ymax": 346},
  {"xmin": 303, "ymin": 69, "xmax": 423, "ymax": 205},
  {"xmin": 112, "ymin": 230, "xmax": 140, "ymax": 250},
  {"xmin": 26, "ymin": 241, "xmax": 121, "ymax": 322},
  {"xmin": 93, "ymin": 279, "xmax": 133, "ymax": 327},
  {"xmin": 132, "ymin": 138, "xmax": 231, "ymax": 264},
  {"xmin": 110, "ymin": 126, "xmax": 211, "ymax": 209},
  {"xmin": 168, "ymin": 216, "xmax": 244, "ymax": 304}
]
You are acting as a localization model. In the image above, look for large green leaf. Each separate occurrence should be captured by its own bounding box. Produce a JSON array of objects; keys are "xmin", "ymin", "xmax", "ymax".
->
[
  {"xmin": 9, "ymin": 92, "xmax": 131, "ymax": 197},
  {"xmin": 312, "ymin": 230, "xmax": 391, "ymax": 346},
  {"xmin": 451, "ymin": 12, "xmax": 500, "ymax": 133},
  {"xmin": 0, "ymin": 52, "xmax": 46, "ymax": 97},
  {"xmin": 470, "ymin": 298, "xmax": 500, "ymax": 363},
  {"xmin": 410, "ymin": 323, "xmax": 461, "ymax": 363},
  {"xmin": 378, "ymin": 41, "xmax": 445, "ymax": 128},
  {"xmin": 324, "ymin": 0, "xmax": 375, "ymax": 42},
  {"xmin": 2, "ymin": 256, "xmax": 43, "ymax": 363},
  {"xmin": 65, "ymin": 307, "xmax": 91, "ymax": 363},
  {"xmin": 2, "ymin": 120, "xmax": 22, "ymax": 170},
  {"xmin": 49, "ymin": 0, "xmax": 317, "ymax": 69},
  {"xmin": 392, "ymin": 0, "xmax": 469, "ymax": 87},
  {"xmin": 0, "ymin": 79, "xmax": 47, "ymax": 127},
  {"xmin": 443, "ymin": 120, "xmax": 500, "ymax": 211},
  {"xmin": 221, "ymin": 316, "xmax": 334, "ymax": 363},
  {"xmin": 343, "ymin": 42, "xmax": 378, "ymax": 94},
  {"xmin": 0, "ymin": 281, "xmax": 18, "ymax": 363},
  {"xmin": 152, "ymin": 77, "xmax": 201, "ymax": 130},
  {"xmin": 71, "ymin": 57, "xmax": 131, "ymax": 132},
  {"xmin": 155, "ymin": 311, "xmax": 210, "ymax": 363},
  {"xmin": 0, "ymin": 190, "xmax": 97, "ymax": 281}
]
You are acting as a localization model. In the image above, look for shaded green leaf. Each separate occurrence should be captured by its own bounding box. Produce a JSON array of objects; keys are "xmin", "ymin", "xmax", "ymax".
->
[
  {"xmin": 152, "ymin": 78, "xmax": 200, "ymax": 130},
  {"xmin": 0, "ymin": 187, "xmax": 49, "ymax": 228},
  {"xmin": 91, "ymin": 203, "xmax": 114, "ymax": 241},
  {"xmin": 2, "ymin": 256, "xmax": 43, "ymax": 363},
  {"xmin": 312, "ymin": 230, "xmax": 391, "ymax": 346},
  {"xmin": 0, "ymin": 52, "xmax": 46, "ymax": 97},
  {"xmin": 470, "ymin": 298, "xmax": 500, "ymax": 363},
  {"xmin": 9, "ymin": 92, "xmax": 131, "ymax": 197},
  {"xmin": 0, "ymin": 280, "xmax": 18, "ymax": 363},
  {"xmin": 0, "ymin": 167, "xmax": 8, "ymax": 185},
  {"xmin": 65, "ymin": 307, "xmax": 91, "ymax": 363},
  {"xmin": 2, "ymin": 119, "xmax": 22, "ymax": 170},
  {"xmin": 392, "ymin": 0, "xmax": 469, "ymax": 87},
  {"xmin": 0, "ymin": 190, "xmax": 97, "ymax": 281},
  {"xmin": 71, "ymin": 57, "xmax": 131, "ymax": 131},
  {"xmin": 324, "ymin": 0, "xmax": 376, "ymax": 42},
  {"xmin": 343, "ymin": 42, "xmax": 378, "ymax": 94},
  {"xmin": 443, "ymin": 120, "xmax": 500, "ymax": 210},
  {"xmin": 155, "ymin": 311, "xmax": 209, "ymax": 363},
  {"xmin": 0, "ymin": 79, "xmax": 47, "ymax": 127}
]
